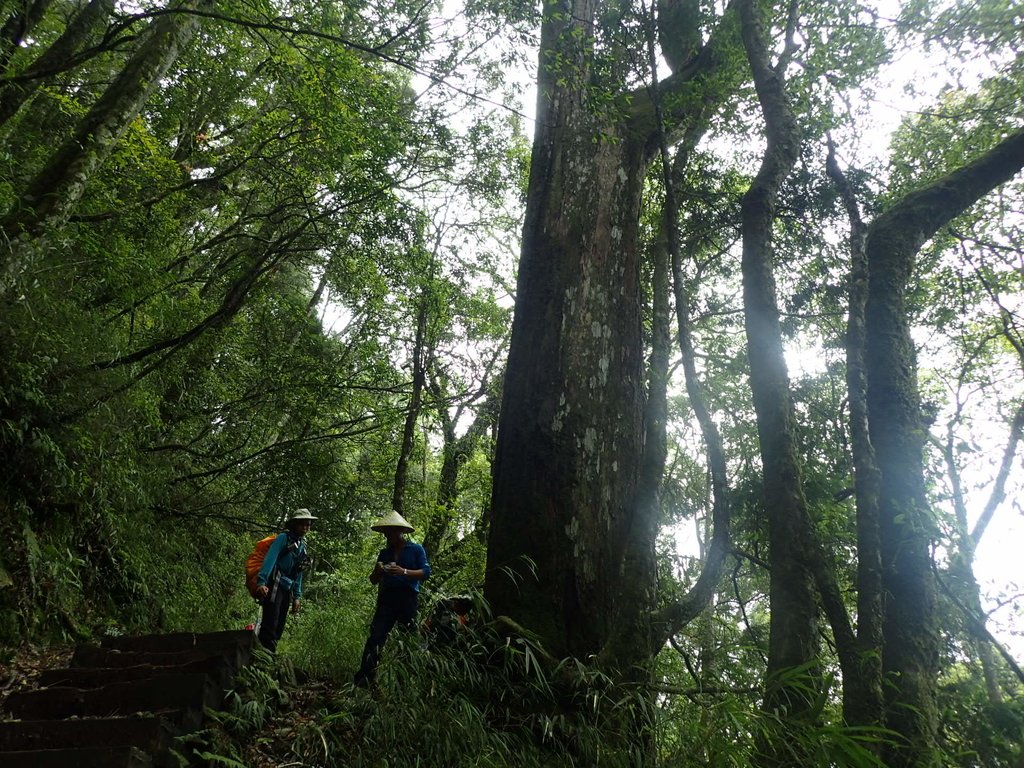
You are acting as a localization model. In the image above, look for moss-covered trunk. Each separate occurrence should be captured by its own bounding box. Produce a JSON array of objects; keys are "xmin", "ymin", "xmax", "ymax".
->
[
  {"xmin": 864, "ymin": 126, "xmax": 1024, "ymax": 768},
  {"xmin": 826, "ymin": 140, "xmax": 885, "ymax": 731},
  {"xmin": 736, "ymin": 0, "xmax": 822, "ymax": 739}
]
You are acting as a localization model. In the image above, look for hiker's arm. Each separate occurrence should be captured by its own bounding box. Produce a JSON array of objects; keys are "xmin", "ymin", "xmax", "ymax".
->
[
  {"xmin": 369, "ymin": 559, "xmax": 385, "ymax": 584},
  {"xmin": 384, "ymin": 563, "xmax": 423, "ymax": 578},
  {"xmin": 289, "ymin": 557, "xmax": 304, "ymax": 612},
  {"xmin": 411, "ymin": 545, "xmax": 431, "ymax": 581}
]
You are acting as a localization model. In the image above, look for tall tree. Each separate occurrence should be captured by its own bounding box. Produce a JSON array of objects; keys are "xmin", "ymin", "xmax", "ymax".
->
[
  {"xmin": 485, "ymin": 0, "xmax": 742, "ymax": 668},
  {"xmin": 863, "ymin": 124, "xmax": 1024, "ymax": 768},
  {"xmin": 0, "ymin": 0, "xmax": 115, "ymax": 128},
  {"xmin": 488, "ymin": 0, "xmax": 1024, "ymax": 760},
  {"xmin": 0, "ymin": 0, "xmax": 205, "ymax": 295},
  {"xmin": 825, "ymin": 137, "xmax": 886, "ymax": 731},
  {"xmin": 734, "ymin": 0, "xmax": 826, "ymax": 736}
]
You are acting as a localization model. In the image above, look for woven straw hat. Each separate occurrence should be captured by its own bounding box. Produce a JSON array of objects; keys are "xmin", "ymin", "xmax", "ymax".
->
[
  {"xmin": 370, "ymin": 510, "xmax": 415, "ymax": 533},
  {"xmin": 287, "ymin": 508, "xmax": 318, "ymax": 523}
]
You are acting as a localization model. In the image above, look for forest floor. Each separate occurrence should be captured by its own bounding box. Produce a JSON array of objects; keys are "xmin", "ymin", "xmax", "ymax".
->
[
  {"xmin": 236, "ymin": 677, "xmax": 340, "ymax": 767},
  {"xmin": 0, "ymin": 642, "xmax": 74, "ymax": 711}
]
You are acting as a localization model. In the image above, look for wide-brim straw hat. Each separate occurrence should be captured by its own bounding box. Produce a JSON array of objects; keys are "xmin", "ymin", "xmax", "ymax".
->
[
  {"xmin": 370, "ymin": 510, "xmax": 415, "ymax": 533},
  {"xmin": 287, "ymin": 508, "xmax": 318, "ymax": 523}
]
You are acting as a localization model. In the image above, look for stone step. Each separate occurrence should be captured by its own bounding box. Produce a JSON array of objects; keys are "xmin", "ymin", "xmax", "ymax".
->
[
  {"xmin": 71, "ymin": 644, "xmax": 246, "ymax": 675},
  {"xmin": 0, "ymin": 714, "xmax": 174, "ymax": 752},
  {"xmin": 2, "ymin": 672, "xmax": 219, "ymax": 721},
  {"xmin": 72, "ymin": 645, "xmax": 214, "ymax": 668},
  {"xmin": 0, "ymin": 630, "xmax": 260, "ymax": 768},
  {"xmin": 0, "ymin": 744, "xmax": 153, "ymax": 767},
  {"xmin": 40, "ymin": 653, "xmax": 239, "ymax": 689},
  {"xmin": 101, "ymin": 630, "xmax": 255, "ymax": 655}
]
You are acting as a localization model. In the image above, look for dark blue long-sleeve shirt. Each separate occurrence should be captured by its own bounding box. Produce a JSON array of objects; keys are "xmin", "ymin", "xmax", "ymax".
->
[{"xmin": 377, "ymin": 542, "xmax": 431, "ymax": 592}]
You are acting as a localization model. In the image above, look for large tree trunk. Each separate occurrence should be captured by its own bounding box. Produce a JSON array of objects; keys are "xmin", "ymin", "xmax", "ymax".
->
[
  {"xmin": 601, "ymin": 103, "xmax": 672, "ymax": 675},
  {"xmin": 484, "ymin": 0, "xmax": 649, "ymax": 659},
  {"xmin": 0, "ymin": 0, "xmax": 204, "ymax": 296},
  {"xmin": 485, "ymin": 0, "xmax": 736, "ymax": 667},
  {"xmin": 736, "ymin": 0, "xmax": 821, "ymax": 734},
  {"xmin": 864, "ymin": 126, "xmax": 1024, "ymax": 768}
]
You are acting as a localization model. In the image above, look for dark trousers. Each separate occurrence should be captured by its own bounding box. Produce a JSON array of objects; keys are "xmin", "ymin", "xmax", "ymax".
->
[
  {"xmin": 354, "ymin": 588, "xmax": 418, "ymax": 686},
  {"xmin": 257, "ymin": 586, "xmax": 292, "ymax": 652}
]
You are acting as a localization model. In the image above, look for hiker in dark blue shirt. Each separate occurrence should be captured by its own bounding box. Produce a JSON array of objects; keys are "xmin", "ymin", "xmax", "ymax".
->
[
  {"xmin": 254, "ymin": 509, "xmax": 315, "ymax": 651},
  {"xmin": 354, "ymin": 510, "xmax": 431, "ymax": 686}
]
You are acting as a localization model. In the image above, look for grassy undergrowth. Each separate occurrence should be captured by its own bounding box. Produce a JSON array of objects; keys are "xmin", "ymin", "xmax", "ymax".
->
[{"xmin": 200, "ymin": 605, "xmax": 894, "ymax": 768}]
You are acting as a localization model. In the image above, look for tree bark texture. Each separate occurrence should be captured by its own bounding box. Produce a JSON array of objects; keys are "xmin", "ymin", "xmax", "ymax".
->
[
  {"xmin": 600, "ymin": 94, "xmax": 672, "ymax": 671},
  {"xmin": 825, "ymin": 138, "xmax": 885, "ymax": 730},
  {"xmin": 485, "ymin": 0, "xmax": 735, "ymax": 664},
  {"xmin": 865, "ymin": 126, "xmax": 1024, "ymax": 768},
  {"xmin": 736, "ymin": 0, "xmax": 820, "ymax": 727},
  {"xmin": 485, "ymin": 0, "xmax": 648, "ymax": 661}
]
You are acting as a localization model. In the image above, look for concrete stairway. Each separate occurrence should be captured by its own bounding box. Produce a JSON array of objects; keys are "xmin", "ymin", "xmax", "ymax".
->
[{"xmin": 0, "ymin": 629, "xmax": 257, "ymax": 767}]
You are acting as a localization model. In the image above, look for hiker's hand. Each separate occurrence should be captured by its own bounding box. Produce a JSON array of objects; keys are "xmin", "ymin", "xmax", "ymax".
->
[
  {"xmin": 255, "ymin": 585, "xmax": 269, "ymax": 599},
  {"xmin": 291, "ymin": 599, "xmax": 301, "ymax": 614}
]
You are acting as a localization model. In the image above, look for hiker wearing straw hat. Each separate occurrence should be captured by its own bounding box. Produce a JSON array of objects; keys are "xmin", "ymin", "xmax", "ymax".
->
[
  {"xmin": 254, "ymin": 508, "xmax": 316, "ymax": 651},
  {"xmin": 353, "ymin": 509, "xmax": 431, "ymax": 686}
]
